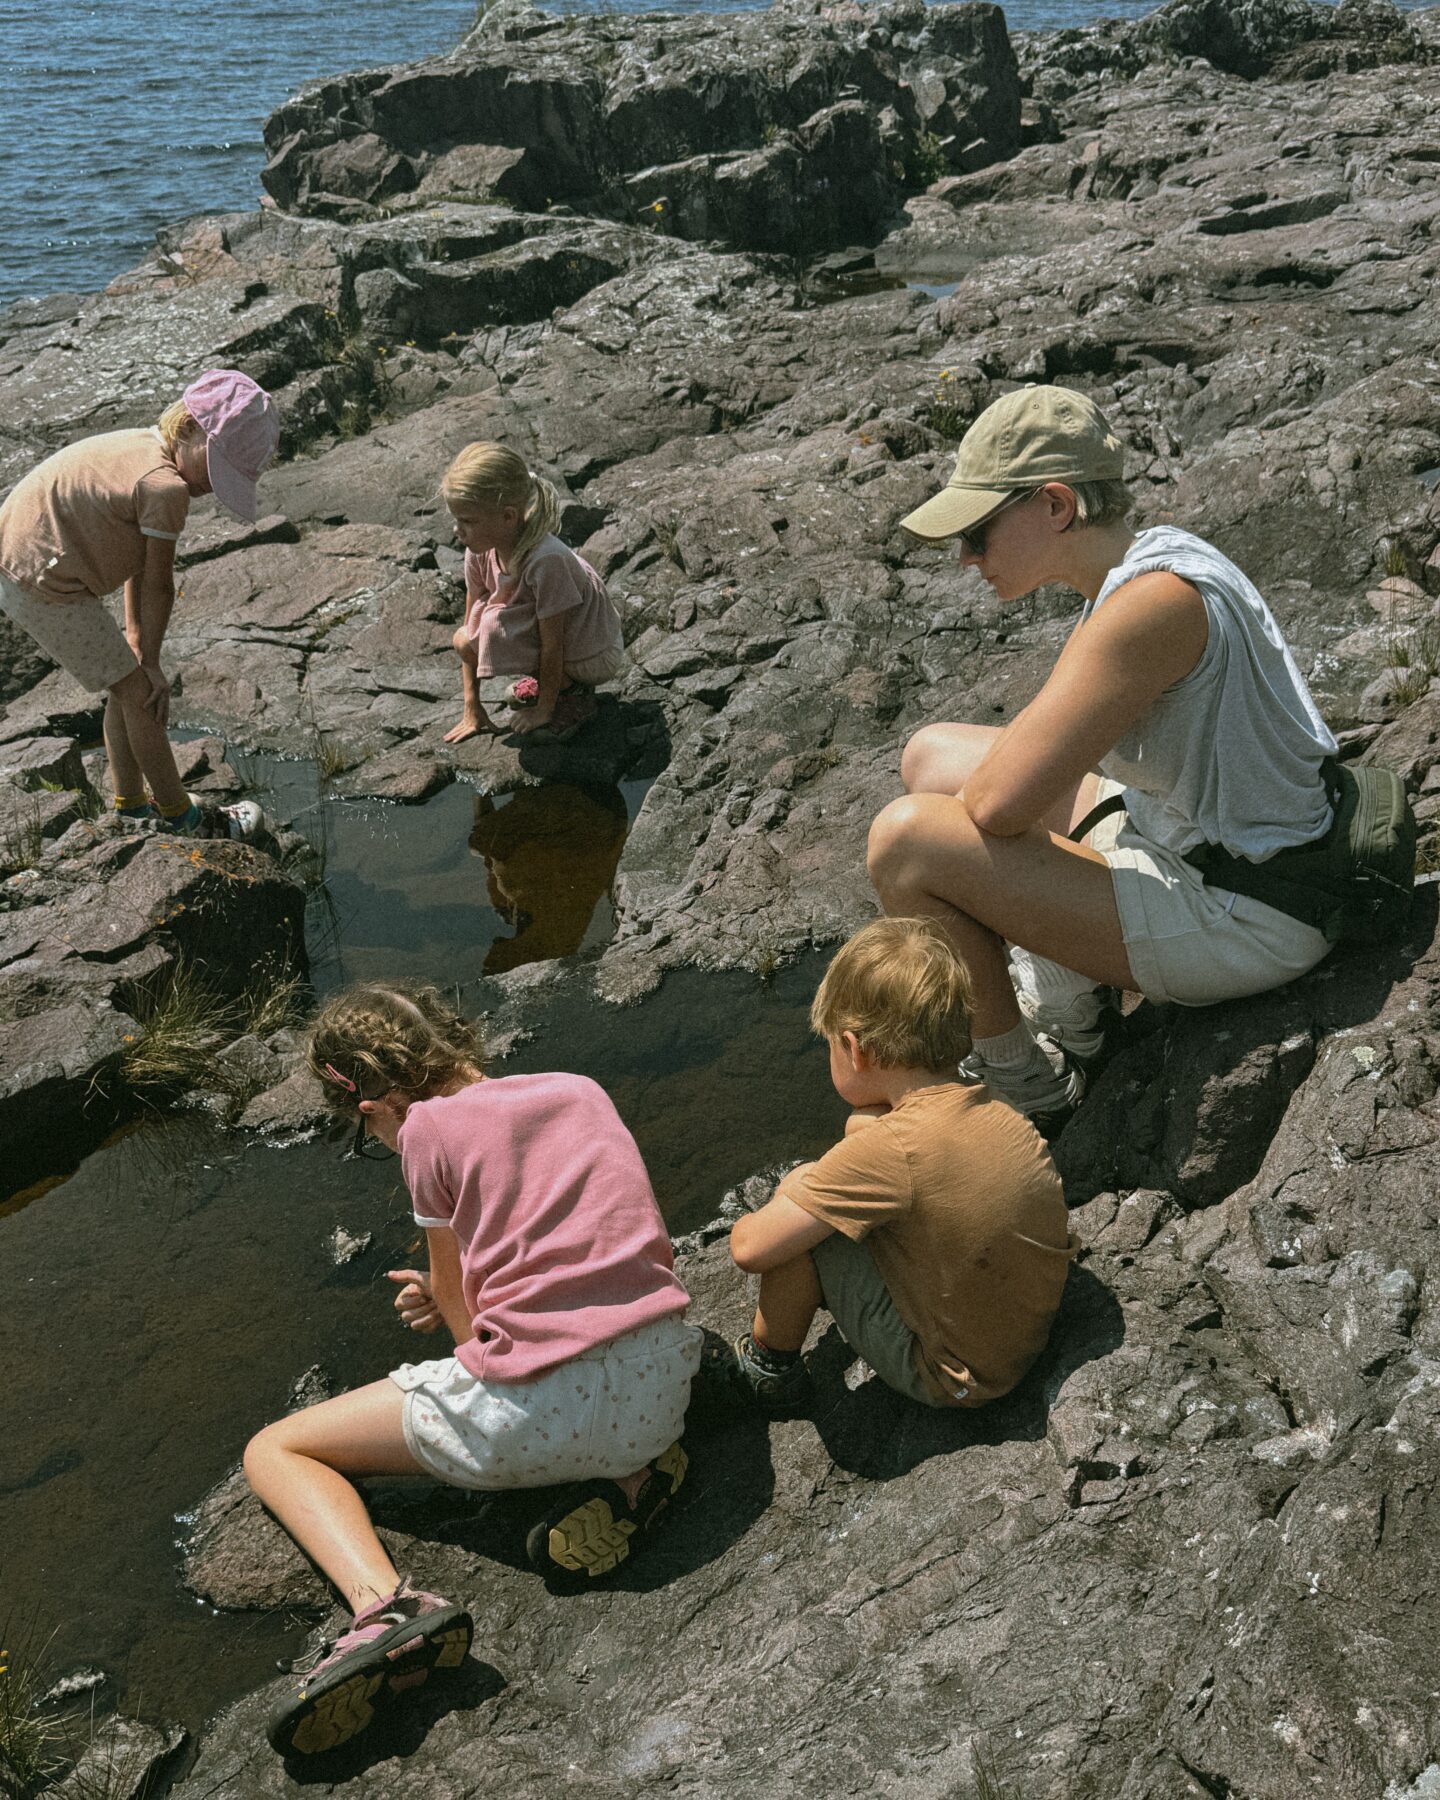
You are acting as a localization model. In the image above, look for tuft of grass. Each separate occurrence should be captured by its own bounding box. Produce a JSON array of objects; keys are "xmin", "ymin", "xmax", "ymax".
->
[
  {"xmin": 121, "ymin": 958, "xmax": 307, "ymax": 1101},
  {"xmin": 120, "ymin": 964, "xmax": 234, "ymax": 1097},
  {"xmin": 923, "ymin": 366, "xmax": 970, "ymax": 442},
  {"xmin": 1385, "ymin": 620, "xmax": 1440, "ymax": 708},
  {"xmin": 0, "ymin": 797, "xmax": 47, "ymax": 878},
  {"xmin": 970, "ymin": 1739, "xmax": 1013, "ymax": 1800},
  {"xmin": 650, "ymin": 517, "xmax": 686, "ymax": 572},
  {"xmin": 1415, "ymin": 832, "xmax": 1440, "ymax": 877},
  {"xmin": 1381, "ymin": 540, "xmax": 1408, "ymax": 578},
  {"xmin": 239, "ymin": 961, "xmax": 308, "ymax": 1038},
  {"xmin": 0, "ymin": 1628, "xmax": 70, "ymax": 1796},
  {"xmin": 906, "ymin": 128, "xmax": 949, "ymax": 188}
]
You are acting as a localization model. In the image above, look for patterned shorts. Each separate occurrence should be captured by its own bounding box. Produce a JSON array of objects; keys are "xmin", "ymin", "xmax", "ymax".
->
[
  {"xmin": 0, "ymin": 573, "xmax": 138, "ymax": 693},
  {"xmin": 390, "ymin": 1314, "xmax": 702, "ymax": 1490}
]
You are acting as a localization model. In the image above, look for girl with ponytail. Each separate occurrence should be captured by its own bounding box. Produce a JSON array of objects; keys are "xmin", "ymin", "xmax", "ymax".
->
[{"xmin": 440, "ymin": 443, "xmax": 624, "ymax": 744}]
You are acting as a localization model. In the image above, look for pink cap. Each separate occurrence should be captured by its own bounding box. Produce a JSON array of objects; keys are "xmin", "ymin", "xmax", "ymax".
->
[{"xmin": 182, "ymin": 369, "xmax": 281, "ymax": 523}]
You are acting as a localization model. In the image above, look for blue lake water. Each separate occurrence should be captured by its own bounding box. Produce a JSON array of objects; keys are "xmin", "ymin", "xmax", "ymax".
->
[{"xmin": 0, "ymin": 0, "xmax": 1381, "ymax": 309}]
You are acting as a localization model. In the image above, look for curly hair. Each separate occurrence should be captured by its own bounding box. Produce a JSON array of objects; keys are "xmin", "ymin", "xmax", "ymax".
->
[{"xmin": 306, "ymin": 981, "xmax": 485, "ymax": 1112}]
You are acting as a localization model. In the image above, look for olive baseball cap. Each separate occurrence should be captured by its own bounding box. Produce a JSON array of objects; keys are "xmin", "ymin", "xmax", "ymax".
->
[{"xmin": 900, "ymin": 384, "xmax": 1126, "ymax": 542}]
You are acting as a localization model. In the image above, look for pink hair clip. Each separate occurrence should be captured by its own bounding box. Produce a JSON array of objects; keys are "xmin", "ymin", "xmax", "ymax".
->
[{"xmin": 323, "ymin": 1062, "xmax": 358, "ymax": 1093}]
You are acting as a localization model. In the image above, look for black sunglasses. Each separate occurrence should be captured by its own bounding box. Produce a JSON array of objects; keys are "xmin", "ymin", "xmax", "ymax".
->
[
  {"xmin": 320, "ymin": 1060, "xmax": 397, "ymax": 1161},
  {"xmin": 957, "ymin": 488, "xmax": 1036, "ymax": 558}
]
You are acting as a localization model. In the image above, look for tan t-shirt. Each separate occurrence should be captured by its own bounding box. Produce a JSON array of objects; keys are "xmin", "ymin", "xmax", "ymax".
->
[
  {"xmin": 0, "ymin": 429, "xmax": 191, "ymax": 602},
  {"xmin": 781, "ymin": 1083, "xmax": 1078, "ymax": 1407}
]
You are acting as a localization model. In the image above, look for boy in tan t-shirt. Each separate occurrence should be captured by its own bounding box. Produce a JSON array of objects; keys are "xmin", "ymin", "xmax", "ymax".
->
[{"xmin": 707, "ymin": 917, "xmax": 1078, "ymax": 1413}]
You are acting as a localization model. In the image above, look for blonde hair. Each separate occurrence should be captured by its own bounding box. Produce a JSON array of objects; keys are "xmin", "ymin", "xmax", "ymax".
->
[
  {"xmin": 1067, "ymin": 478, "xmax": 1132, "ymax": 529},
  {"xmin": 811, "ymin": 917, "xmax": 974, "ymax": 1070},
  {"xmin": 157, "ymin": 399, "xmax": 199, "ymax": 454},
  {"xmin": 441, "ymin": 442, "xmax": 562, "ymax": 569},
  {"xmin": 306, "ymin": 981, "xmax": 484, "ymax": 1111}
]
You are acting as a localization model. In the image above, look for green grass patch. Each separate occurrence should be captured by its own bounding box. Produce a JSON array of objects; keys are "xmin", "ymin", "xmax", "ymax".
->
[{"xmin": 121, "ymin": 959, "xmax": 306, "ymax": 1103}]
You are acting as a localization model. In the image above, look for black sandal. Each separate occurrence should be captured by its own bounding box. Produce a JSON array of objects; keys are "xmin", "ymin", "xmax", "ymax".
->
[{"xmin": 526, "ymin": 1440, "xmax": 688, "ymax": 1578}]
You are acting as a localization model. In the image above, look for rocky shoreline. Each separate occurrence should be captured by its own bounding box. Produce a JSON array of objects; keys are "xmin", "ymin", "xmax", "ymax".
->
[{"xmin": 5, "ymin": 0, "xmax": 1440, "ymax": 1792}]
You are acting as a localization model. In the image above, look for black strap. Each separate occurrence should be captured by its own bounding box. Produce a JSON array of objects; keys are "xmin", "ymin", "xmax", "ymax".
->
[{"xmin": 1069, "ymin": 793, "xmax": 1126, "ymax": 843}]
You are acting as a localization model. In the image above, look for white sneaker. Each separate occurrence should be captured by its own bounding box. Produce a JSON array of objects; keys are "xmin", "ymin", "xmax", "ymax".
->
[
  {"xmin": 1017, "ymin": 985, "xmax": 1113, "ymax": 1066},
  {"xmin": 963, "ymin": 1034, "xmax": 1085, "ymax": 1134},
  {"xmin": 173, "ymin": 794, "xmax": 265, "ymax": 841}
]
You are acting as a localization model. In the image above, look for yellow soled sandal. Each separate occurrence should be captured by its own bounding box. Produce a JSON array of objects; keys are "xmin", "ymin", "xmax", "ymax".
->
[
  {"xmin": 265, "ymin": 1581, "xmax": 472, "ymax": 1758},
  {"xmin": 526, "ymin": 1440, "xmax": 688, "ymax": 1579}
]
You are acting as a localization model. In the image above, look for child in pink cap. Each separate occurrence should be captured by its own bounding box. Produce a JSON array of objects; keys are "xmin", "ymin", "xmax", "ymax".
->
[{"xmin": 0, "ymin": 368, "xmax": 280, "ymax": 838}]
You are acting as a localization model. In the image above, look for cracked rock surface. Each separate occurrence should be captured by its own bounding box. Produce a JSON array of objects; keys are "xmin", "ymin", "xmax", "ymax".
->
[{"xmin": 3, "ymin": 0, "xmax": 1440, "ymax": 1790}]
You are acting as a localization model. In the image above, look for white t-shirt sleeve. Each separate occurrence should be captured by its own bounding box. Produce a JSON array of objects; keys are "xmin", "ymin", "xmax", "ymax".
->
[{"xmin": 135, "ymin": 468, "xmax": 190, "ymax": 541}]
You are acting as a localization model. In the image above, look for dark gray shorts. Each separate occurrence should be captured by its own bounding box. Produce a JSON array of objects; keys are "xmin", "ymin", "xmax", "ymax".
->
[{"xmin": 811, "ymin": 1232, "xmax": 954, "ymax": 1408}]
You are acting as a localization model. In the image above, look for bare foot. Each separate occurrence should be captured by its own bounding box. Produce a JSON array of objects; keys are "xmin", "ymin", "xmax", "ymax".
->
[{"xmin": 443, "ymin": 713, "xmax": 496, "ymax": 744}]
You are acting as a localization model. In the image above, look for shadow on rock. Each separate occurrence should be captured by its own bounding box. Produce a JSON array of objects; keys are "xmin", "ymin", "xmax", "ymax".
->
[
  {"xmin": 807, "ymin": 1262, "xmax": 1125, "ymax": 1480},
  {"xmin": 1056, "ymin": 885, "xmax": 1437, "ymax": 1208},
  {"xmin": 282, "ymin": 1653, "xmax": 506, "ymax": 1786},
  {"xmin": 368, "ymin": 1410, "xmax": 776, "ymax": 1598},
  {"xmin": 512, "ymin": 692, "xmax": 671, "ymax": 789}
]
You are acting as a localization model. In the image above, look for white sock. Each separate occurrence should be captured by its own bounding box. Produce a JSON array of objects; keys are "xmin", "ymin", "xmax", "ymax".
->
[
  {"xmin": 1009, "ymin": 946, "xmax": 1099, "ymax": 1011},
  {"xmin": 973, "ymin": 1019, "xmax": 1039, "ymax": 1069}
]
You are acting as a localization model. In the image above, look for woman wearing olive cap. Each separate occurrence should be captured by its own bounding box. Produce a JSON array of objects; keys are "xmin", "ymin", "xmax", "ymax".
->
[{"xmin": 867, "ymin": 383, "xmax": 1336, "ymax": 1128}]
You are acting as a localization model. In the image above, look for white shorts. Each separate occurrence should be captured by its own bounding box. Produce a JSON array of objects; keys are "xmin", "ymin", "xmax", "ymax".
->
[
  {"xmin": 390, "ymin": 1314, "xmax": 702, "ymax": 1491},
  {"xmin": 1091, "ymin": 780, "xmax": 1332, "ymax": 1007},
  {"xmin": 0, "ymin": 572, "xmax": 137, "ymax": 693},
  {"xmin": 564, "ymin": 642, "xmax": 626, "ymax": 686}
]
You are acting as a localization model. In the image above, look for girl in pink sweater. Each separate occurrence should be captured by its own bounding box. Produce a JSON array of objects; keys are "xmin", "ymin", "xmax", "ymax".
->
[{"xmin": 246, "ymin": 982, "xmax": 700, "ymax": 1758}]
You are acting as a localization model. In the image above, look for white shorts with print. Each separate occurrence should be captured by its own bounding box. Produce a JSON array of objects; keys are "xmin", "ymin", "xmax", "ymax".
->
[
  {"xmin": 390, "ymin": 1314, "xmax": 701, "ymax": 1491},
  {"xmin": 0, "ymin": 573, "xmax": 138, "ymax": 693},
  {"xmin": 1090, "ymin": 779, "xmax": 1331, "ymax": 1006}
]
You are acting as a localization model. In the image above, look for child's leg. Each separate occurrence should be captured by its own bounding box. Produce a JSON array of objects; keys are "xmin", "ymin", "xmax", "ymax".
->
[
  {"xmin": 243, "ymin": 1379, "xmax": 426, "ymax": 1613},
  {"xmin": 443, "ymin": 627, "xmax": 496, "ymax": 742},
  {"xmin": 107, "ymin": 668, "xmax": 189, "ymax": 814},
  {"xmin": 753, "ymin": 1251, "xmax": 823, "ymax": 1353},
  {"xmin": 102, "ymin": 684, "xmax": 149, "ymax": 812}
]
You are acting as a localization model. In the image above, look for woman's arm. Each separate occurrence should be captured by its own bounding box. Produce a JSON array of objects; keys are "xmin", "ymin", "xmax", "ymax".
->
[
  {"xmin": 963, "ymin": 571, "xmax": 1209, "ymax": 836},
  {"xmin": 425, "ymin": 1225, "xmax": 475, "ymax": 1347}
]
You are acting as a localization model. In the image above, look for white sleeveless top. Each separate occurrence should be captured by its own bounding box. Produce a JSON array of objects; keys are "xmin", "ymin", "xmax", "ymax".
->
[{"xmin": 1081, "ymin": 527, "xmax": 1336, "ymax": 860}]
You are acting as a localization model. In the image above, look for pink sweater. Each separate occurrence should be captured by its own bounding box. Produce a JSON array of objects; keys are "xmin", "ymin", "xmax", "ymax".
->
[{"xmin": 400, "ymin": 1075, "xmax": 689, "ymax": 1383}]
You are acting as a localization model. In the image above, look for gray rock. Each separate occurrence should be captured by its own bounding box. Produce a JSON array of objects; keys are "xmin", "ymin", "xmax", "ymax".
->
[{"xmin": 51, "ymin": 1715, "xmax": 185, "ymax": 1800}]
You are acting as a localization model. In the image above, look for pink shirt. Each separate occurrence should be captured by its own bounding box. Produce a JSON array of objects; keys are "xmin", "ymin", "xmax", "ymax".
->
[
  {"xmin": 464, "ymin": 534, "xmax": 622, "ymax": 676},
  {"xmin": 400, "ymin": 1074, "xmax": 689, "ymax": 1383}
]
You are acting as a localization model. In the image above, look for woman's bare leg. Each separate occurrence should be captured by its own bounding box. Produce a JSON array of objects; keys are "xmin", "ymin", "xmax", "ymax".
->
[
  {"xmin": 244, "ymin": 1381, "xmax": 425, "ymax": 1613},
  {"xmin": 902, "ymin": 723, "xmax": 1103, "ymax": 836},
  {"xmin": 867, "ymin": 792, "xmax": 1135, "ymax": 1041}
]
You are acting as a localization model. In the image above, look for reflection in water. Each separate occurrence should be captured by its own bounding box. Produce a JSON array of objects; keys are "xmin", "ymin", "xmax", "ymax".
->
[{"xmin": 469, "ymin": 782, "xmax": 629, "ymax": 976}]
